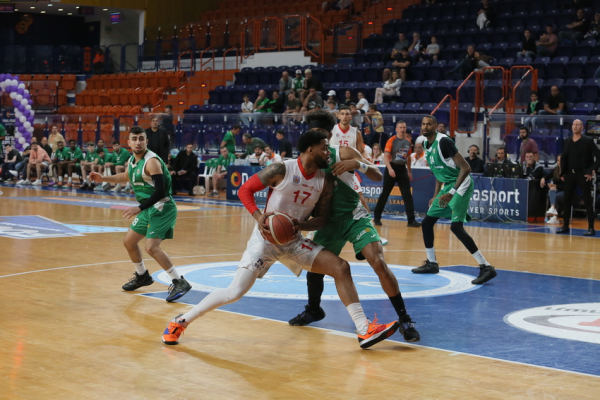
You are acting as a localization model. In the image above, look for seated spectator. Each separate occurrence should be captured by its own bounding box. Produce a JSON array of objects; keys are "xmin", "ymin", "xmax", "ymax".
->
[
  {"xmin": 207, "ymin": 146, "xmax": 236, "ymax": 197},
  {"xmin": 374, "ymin": 69, "xmax": 402, "ymax": 104},
  {"xmin": 372, "ymin": 143, "xmax": 384, "ymax": 164},
  {"xmin": 465, "ymin": 144, "xmax": 485, "ymax": 173},
  {"xmin": 492, "ymin": 147, "xmax": 512, "ymax": 164},
  {"xmin": 19, "ymin": 141, "xmax": 51, "ymax": 186},
  {"xmin": 540, "ymin": 154, "xmax": 564, "ymax": 224},
  {"xmin": 584, "ymin": 12, "xmax": 600, "ymax": 39},
  {"xmin": 410, "ymin": 141, "xmax": 428, "ymax": 168},
  {"xmin": 14, "ymin": 139, "xmax": 36, "ymax": 180},
  {"xmin": 517, "ymin": 29, "xmax": 537, "ymax": 59},
  {"xmin": 79, "ymin": 143, "xmax": 100, "ymax": 190},
  {"xmin": 301, "ymin": 87, "xmax": 324, "ymax": 114},
  {"xmin": 326, "ymin": 100, "xmax": 339, "ymax": 116},
  {"xmin": 447, "ymin": 45, "xmax": 477, "ymax": 79},
  {"xmin": 420, "ymin": 36, "xmax": 440, "ymax": 61},
  {"xmin": 107, "ymin": 141, "xmax": 130, "ymax": 192},
  {"xmin": 522, "ymin": 151, "xmax": 544, "ymax": 180},
  {"xmin": 276, "ymin": 130, "xmax": 293, "ymax": 158},
  {"xmin": 537, "ymin": 25, "xmax": 559, "ymax": 57},
  {"xmin": 239, "ymin": 93, "xmax": 254, "ymax": 127},
  {"xmin": 474, "ymin": 51, "xmax": 493, "ymax": 71},
  {"xmin": 40, "ymin": 137, "xmax": 52, "ymax": 159},
  {"xmin": 538, "ymin": 86, "xmax": 568, "ymax": 118},
  {"xmin": 279, "ymin": 71, "xmax": 294, "ymax": 96},
  {"xmin": 391, "ymin": 47, "xmax": 411, "ymax": 82},
  {"xmin": 292, "ymin": 70, "xmax": 305, "ymax": 98},
  {"xmin": 283, "ymin": 92, "xmax": 303, "ymax": 124},
  {"xmin": 386, "ymin": 32, "xmax": 410, "ymax": 66},
  {"xmin": 0, "ymin": 144, "xmax": 22, "ymax": 182},
  {"xmin": 558, "ymin": 9, "xmax": 588, "ymax": 45},
  {"xmin": 171, "ymin": 143, "xmax": 199, "ymax": 196},
  {"xmin": 518, "ymin": 126, "xmax": 539, "ymax": 163},
  {"xmin": 267, "ymin": 90, "xmax": 285, "ymax": 114},
  {"xmin": 259, "ymin": 145, "xmax": 282, "ymax": 166},
  {"xmin": 246, "ymin": 146, "xmax": 264, "ymax": 164},
  {"xmin": 49, "ymin": 140, "xmax": 67, "ymax": 184},
  {"xmin": 91, "ymin": 148, "xmax": 110, "ymax": 191},
  {"xmin": 343, "ymin": 90, "xmax": 356, "ymax": 106},
  {"xmin": 356, "ymin": 91, "xmax": 369, "ymax": 114},
  {"xmin": 437, "ymin": 122, "xmax": 447, "ymax": 134},
  {"xmin": 301, "ymin": 69, "xmax": 322, "ymax": 102},
  {"xmin": 326, "ymin": 90, "xmax": 339, "ymax": 106},
  {"xmin": 408, "ymin": 32, "xmax": 426, "ymax": 61},
  {"xmin": 364, "ymin": 104, "xmax": 385, "ymax": 147},
  {"xmin": 253, "ymin": 89, "xmax": 270, "ymax": 116},
  {"xmin": 524, "ymin": 91, "xmax": 544, "ymax": 129},
  {"xmin": 61, "ymin": 140, "xmax": 83, "ymax": 188},
  {"xmin": 476, "ymin": 0, "xmax": 496, "ymax": 30},
  {"xmin": 239, "ymin": 132, "xmax": 267, "ymax": 159}
]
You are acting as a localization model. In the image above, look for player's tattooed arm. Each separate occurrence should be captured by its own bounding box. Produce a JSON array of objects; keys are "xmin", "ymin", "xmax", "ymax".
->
[
  {"xmin": 333, "ymin": 146, "xmax": 383, "ymax": 182},
  {"xmin": 297, "ymin": 173, "xmax": 334, "ymax": 231},
  {"xmin": 256, "ymin": 161, "xmax": 286, "ymax": 187}
]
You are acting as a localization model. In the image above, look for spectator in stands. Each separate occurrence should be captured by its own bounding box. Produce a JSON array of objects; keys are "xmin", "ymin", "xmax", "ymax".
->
[
  {"xmin": 558, "ymin": 9, "xmax": 588, "ymax": 44},
  {"xmin": 408, "ymin": 32, "xmax": 426, "ymax": 62},
  {"xmin": 145, "ymin": 116, "xmax": 170, "ymax": 163},
  {"xmin": 93, "ymin": 48, "xmax": 105, "ymax": 74},
  {"xmin": 365, "ymin": 104, "xmax": 384, "ymax": 147},
  {"xmin": 536, "ymin": 25, "xmax": 559, "ymax": 57},
  {"xmin": 62, "ymin": 140, "xmax": 83, "ymax": 188},
  {"xmin": 326, "ymin": 100, "xmax": 339, "ymax": 117},
  {"xmin": 476, "ymin": 0, "xmax": 496, "ymax": 29},
  {"xmin": 49, "ymin": 140, "xmax": 66, "ymax": 185},
  {"xmin": 301, "ymin": 69, "xmax": 322, "ymax": 102},
  {"xmin": 517, "ymin": 29, "xmax": 537, "ymax": 59},
  {"xmin": 493, "ymin": 147, "xmax": 512, "ymax": 164},
  {"xmin": 108, "ymin": 141, "xmax": 130, "ymax": 192},
  {"xmin": 584, "ymin": 13, "xmax": 600, "ymax": 39},
  {"xmin": 522, "ymin": 151, "xmax": 544, "ymax": 180},
  {"xmin": 437, "ymin": 122, "xmax": 447, "ymax": 134},
  {"xmin": 79, "ymin": 143, "xmax": 100, "ymax": 190},
  {"xmin": 275, "ymin": 130, "xmax": 293, "ymax": 158},
  {"xmin": 267, "ymin": 90, "xmax": 285, "ymax": 114},
  {"xmin": 160, "ymin": 105, "xmax": 175, "ymax": 143},
  {"xmin": 19, "ymin": 141, "xmax": 51, "ymax": 186},
  {"xmin": 0, "ymin": 123, "xmax": 4, "ymax": 164},
  {"xmin": 279, "ymin": 71, "xmax": 294, "ymax": 96},
  {"xmin": 221, "ymin": 125, "xmax": 240, "ymax": 158},
  {"xmin": 246, "ymin": 146, "xmax": 264, "ymax": 164},
  {"xmin": 283, "ymin": 92, "xmax": 303, "ymax": 124},
  {"xmin": 47, "ymin": 125, "xmax": 65, "ymax": 153},
  {"xmin": 343, "ymin": 90, "xmax": 356, "ymax": 106},
  {"xmin": 239, "ymin": 132, "xmax": 267, "ymax": 159},
  {"xmin": 239, "ymin": 93, "xmax": 254, "ymax": 127},
  {"xmin": 301, "ymin": 87, "xmax": 324, "ymax": 114},
  {"xmin": 259, "ymin": 145, "xmax": 282, "ymax": 166},
  {"xmin": 465, "ymin": 144, "xmax": 485, "ymax": 173},
  {"xmin": 538, "ymin": 86, "xmax": 568, "ymax": 118},
  {"xmin": 40, "ymin": 137, "xmax": 52, "ymax": 158},
  {"xmin": 13, "ymin": 139, "xmax": 36, "ymax": 180},
  {"xmin": 518, "ymin": 126, "xmax": 539, "ymax": 163},
  {"xmin": 474, "ymin": 51, "xmax": 493, "ymax": 71},
  {"xmin": 557, "ymin": 119, "xmax": 600, "ymax": 235},
  {"xmin": 326, "ymin": 90, "xmax": 339, "ymax": 106},
  {"xmin": 391, "ymin": 47, "xmax": 411, "ymax": 82},
  {"xmin": 387, "ymin": 32, "xmax": 410, "ymax": 65},
  {"xmin": 356, "ymin": 91, "xmax": 369, "ymax": 114},
  {"xmin": 447, "ymin": 45, "xmax": 477, "ymax": 79},
  {"xmin": 374, "ymin": 69, "xmax": 402, "ymax": 104},
  {"xmin": 372, "ymin": 143, "xmax": 384, "ymax": 164},
  {"xmin": 410, "ymin": 141, "xmax": 428, "ymax": 168},
  {"xmin": 252, "ymin": 89, "xmax": 270, "ymax": 123},
  {"xmin": 540, "ymin": 154, "xmax": 564, "ymax": 224},
  {"xmin": 292, "ymin": 70, "xmax": 305, "ymax": 98},
  {"xmin": 524, "ymin": 91, "xmax": 544, "ymax": 129},
  {"xmin": 0, "ymin": 144, "xmax": 22, "ymax": 182},
  {"xmin": 420, "ymin": 36, "xmax": 440, "ymax": 62},
  {"xmin": 207, "ymin": 146, "xmax": 236, "ymax": 197},
  {"xmin": 171, "ymin": 143, "xmax": 198, "ymax": 196}
]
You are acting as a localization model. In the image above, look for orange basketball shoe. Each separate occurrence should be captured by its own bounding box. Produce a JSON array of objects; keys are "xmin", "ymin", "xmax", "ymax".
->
[
  {"xmin": 357, "ymin": 315, "xmax": 399, "ymax": 349},
  {"xmin": 162, "ymin": 314, "xmax": 187, "ymax": 345}
]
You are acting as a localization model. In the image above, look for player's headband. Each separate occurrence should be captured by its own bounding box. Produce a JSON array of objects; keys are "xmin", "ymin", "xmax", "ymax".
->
[{"xmin": 308, "ymin": 119, "xmax": 334, "ymax": 132}]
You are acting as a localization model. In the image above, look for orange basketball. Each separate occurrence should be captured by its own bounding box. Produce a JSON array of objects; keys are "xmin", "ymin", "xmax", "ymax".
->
[{"xmin": 265, "ymin": 213, "xmax": 296, "ymax": 245}]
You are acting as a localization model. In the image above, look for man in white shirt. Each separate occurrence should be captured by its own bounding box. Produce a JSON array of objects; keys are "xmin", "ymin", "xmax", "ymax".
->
[
  {"xmin": 410, "ymin": 141, "xmax": 428, "ymax": 168},
  {"xmin": 259, "ymin": 145, "xmax": 282, "ymax": 166},
  {"xmin": 239, "ymin": 94, "xmax": 254, "ymax": 127},
  {"xmin": 246, "ymin": 146, "xmax": 264, "ymax": 164}
]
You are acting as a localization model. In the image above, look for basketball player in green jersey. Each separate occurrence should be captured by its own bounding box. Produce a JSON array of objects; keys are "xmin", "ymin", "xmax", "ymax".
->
[
  {"xmin": 89, "ymin": 127, "xmax": 192, "ymax": 302},
  {"xmin": 411, "ymin": 115, "xmax": 497, "ymax": 284},
  {"xmin": 288, "ymin": 111, "xmax": 420, "ymax": 342}
]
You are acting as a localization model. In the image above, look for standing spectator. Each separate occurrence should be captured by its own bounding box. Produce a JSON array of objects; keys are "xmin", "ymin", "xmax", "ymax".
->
[
  {"xmin": 517, "ymin": 29, "xmax": 537, "ymax": 59},
  {"xmin": 522, "ymin": 151, "xmax": 544, "ymax": 180},
  {"xmin": 518, "ymin": 126, "xmax": 539, "ymax": 163},
  {"xmin": 301, "ymin": 87, "xmax": 324, "ymax": 114},
  {"xmin": 476, "ymin": 0, "xmax": 496, "ymax": 29},
  {"xmin": 267, "ymin": 90, "xmax": 285, "ymax": 114},
  {"xmin": 279, "ymin": 71, "xmax": 294, "ymax": 96},
  {"xmin": 47, "ymin": 125, "xmax": 65, "ymax": 153},
  {"xmin": 558, "ymin": 9, "xmax": 588, "ymax": 45},
  {"xmin": 239, "ymin": 94, "xmax": 254, "ymax": 127},
  {"xmin": 373, "ymin": 121, "xmax": 421, "ymax": 227},
  {"xmin": 0, "ymin": 144, "xmax": 22, "ymax": 182},
  {"xmin": 584, "ymin": 12, "xmax": 600, "ymax": 39},
  {"xmin": 540, "ymin": 154, "xmax": 564, "ymax": 224},
  {"xmin": 447, "ymin": 45, "xmax": 477, "ymax": 79},
  {"xmin": 207, "ymin": 146, "xmax": 236, "ymax": 197},
  {"xmin": 536, "ymin": 25, "xmax": 559, "ymax": 57},
  {"xmin": 420, "ymin": 36, "xmax": 440, "ymax": 61},
  {"xmin": 301, "ymin": 69, "xmax": 323, "ymax": 102},
  {"xmin": 160, "ymin": 105, "xmax": 175, "ymax": 144},
  {"xmin": 374, "ymin": 69, "xmax": 402, "ymax": 104},
  {"xmin": 524, "ymin": 91, "xmax": 544, "ymax": 129},
  {"xmin": 259, "ymin": 145, "xmax": 282, "ymax": 166},
  {"xmin": 19, "ymin": 141, "xmax": 51, "ymax": 186},
  {"xmin": 221, "ymin": 125, "xmax": 240, "ymax": 156},
  {"xmin": 410, "ymin": 141, "xmax": 428, "ymax": 168},
  {"xmin": 493, "ymin": 147, "xmax": 512, "ymax": 164},
  {"xmin": 171, "ymin": 143, "xmax": 198, "ymax": 196},
  {"xmin": 538, "ymin": 86, "xmax": 568, "ymax": 118},
  {"xmin": 275, "ymin": 130, "xmax": 293, "ymax": 158},
  {"xmin": 356, "ymin": 91, "xmax": 369, "ymax": 114},
  {"xmin": 93, "ymin": 48, "xmax": 105, "ymax": 74},
  {"xmin": 465, "ymin": 145, "xmax": 485, "ymax": 173},
  {"xmin": 239, "ymin": 132, "xmax": 267, "ymax": 159},
  {"xmin": 292, "ymin": 70, "xmax": 305, "ymax": 98},
  {"xmin": 364, "ymin": 104, "xmax": 385, "ymax": 147},
  {"xmin": 391, "ymin": 47, "xmax": 412, "ymax": 82},
  {"xmin": 372, "ymin": 143, "xmax": 384, "ymax": 164},
  {"xmin": 556, "ymin": 119, "xmax": 600, "ymax": 235},
  {"xmin": 145, "ymin": 116, "xmax": 170, "ymax": 163},
  {"xmin": 282, "ymin": 92, "xmax": 303, "ymax": 124}
]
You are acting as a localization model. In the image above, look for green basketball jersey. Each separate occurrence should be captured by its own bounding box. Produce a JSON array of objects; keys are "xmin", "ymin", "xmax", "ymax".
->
[
  {"xmin": 113, "ymin": 148, "xmax": 131, "ymax": 165},
  {"xmin": 65, "ymin": 147, "xmax": 82, "ymax": 161},
  {"xmin": 85, "ymin": 151, "xmax": 99, "ymax": 162},
  {"xmin": 127, "ymin": 150, "xmax": 173, "ymax": 206},
  {"xmin": 325, "ymin": 145, "xmax": 368, "ymax": 221},
  {"xmin": 55, "ymin": 147, "xmax": 68, "ymax": 161},
  {"xmin": 424, "ymin": 133, "xmax": 461, "ymax": 184}
]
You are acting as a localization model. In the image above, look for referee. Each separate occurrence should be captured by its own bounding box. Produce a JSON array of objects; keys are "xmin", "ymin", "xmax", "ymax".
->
[
  {"xmin": 373, "ymin": 121, "xmax": 421, "ymax": 227},
  {"xmin": 556, "ymin": 119, "xmax": 600, "ymax": 236}
]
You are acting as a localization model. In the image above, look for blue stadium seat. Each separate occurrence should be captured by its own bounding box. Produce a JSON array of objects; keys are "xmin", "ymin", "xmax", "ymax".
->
[
  {"xmin": 585, "ymin": 55, "xmax": 600, "ymax": 77},
  {"xmin": 399, "ymin": 81, "xmax": 420, "ymax": 104},
  {"xmin": 389, "ymin": 103, "xmax": 405, "ymax": 114},
  {"xmin": 428, "ymin": 60, "xmax": 446, "ymax": 81},
  {"xmin": 547, "ymin": 57, "xmax": 569, "ymax": 79},
  {"xmin": 582, "ymin": 79, "xmax": 600, "ymax": 102},
  {"xmin": 571, "ymin": 102, "xmax": 594, "ymax": 115},
  {"xmin": 433, "ymin": 80, "xmax": 454, "ymax": 101},
  {"xmin": 404, "ymin": 102, "xmax": 422, "ymax": 114},
  {"xmin": 411, "ymin": 60, "xmax": 430, "ymax": 82},
  {"xmin": 417, "ymin": 80, "xmax": 437, "ymax": 103}
]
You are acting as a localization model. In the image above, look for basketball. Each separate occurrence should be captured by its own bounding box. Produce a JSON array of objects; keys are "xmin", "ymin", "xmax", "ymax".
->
[{"xmin": 264, "ymin": 212, "xmax": 296, "ymax": 245}]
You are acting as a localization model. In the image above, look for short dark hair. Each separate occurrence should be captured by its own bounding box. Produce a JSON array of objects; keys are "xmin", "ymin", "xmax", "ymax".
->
[
  {"xmin": 305, "ymin": 109, "xmax": 336, "ymax": 133},
  {"xmin": 401, "ymin": 47, "xmax": 409, "ymax": 51},
  {"xmin": 113, "ymin": 140, "xmax": 119, "ymax": 145},
  {"xmin": 525, "ymin": 151, "xmax": 534, "ymax": 156},
  {"xmin": 57, "ymin": 141, "xmax": 64, "ymax": 145},
  {"xmin": 423, "ymin": 115, "xmax": 438, "ymax": 126},
  {"xmin": 396, "ymin": 120, "xmax": 406, "ymax": 126},
  {"xmin": 519, "ymin": 126, "xmax": 529, "ymax": 134},
  {"xmin": 87, "ymin": 142, "xmax": 95, "ymax": 146},
  {"xmin": 186, "ymin": 143, "xmax": 194, "ymax": 147},
  {"xmin": 530, "ymin": 91, "xmax": 538, "ymax": 96},
  {"xmin": 276, "ymin": 129, "xmax": 285, "ymax": 137},
  {"xmin": 165, "ymin": 105, "xmax": 172, "ymax": 110},
  {"xmin": 69, "ymin": 139, "xmax": 76, "ymax": 144},
  {"xmin": 338, "ymin": 105, "xmax": 350, "ymax": 112},
  {"xmin": 298, "ymin": 129, "xmax": 328, "ymax": 153},
  {"xmin": 243, "ymin": 93, "xmax": 250, "ymax": 98},
  {"xmin": 232, "ymin": 124, "xmax": 241, "ymax": 131},
  {"xmin": 4, "ymin": 144, "xmax": 10, "ymax": 147},
  {"xmin": 220, "ymin": 146, "xmax": 228, "ymax": 151},
  {"xmin": 130, "ymin": 126, "xmax": 145, "ymax": 135},
  {"xmin": 242, "ymin": 132, "xmax": 252, "ymax": 140},
  {"xmin": 369, "ymin": 104, "xmax": 377, "ymax": 111},
  {"xmin": 547, "ymin": 24, "xmax": 553, "ymax": 28},
  {"xmin": 497, "ymin": 147, "xmax": 506, "ymax": 152}
]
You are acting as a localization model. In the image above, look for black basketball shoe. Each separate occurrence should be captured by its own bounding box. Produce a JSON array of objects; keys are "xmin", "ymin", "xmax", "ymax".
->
[
  {"xmin": 398, "ymin": 314, "xmax": 420, "ymax": 342},
  {"xmin": 122, "ymin": 270, "xmax": 154, "ymax": 291},
  {"xmin": 166, "ymin": 276, "xmax": 192, "ymax": 302},
  {"xmin": 472, "ymin": 264, "xmax": 497, "ymax": 285},
  {"xmin": 411, "ymin": 260, "xmax": 440, "ymax": 274},
  {"xmin": 288, "ymin": 305, "xmax": 326, "ymax": 326}
]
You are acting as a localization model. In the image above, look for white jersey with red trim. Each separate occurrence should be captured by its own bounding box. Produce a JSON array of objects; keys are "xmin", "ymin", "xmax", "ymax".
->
[
  {"xmin": 264, "ymin": 159, "xmax": 326, "ymax": 221},
  {"xmin": 330, "ymin": 123, "xmax": 358, "ymax": 149}
]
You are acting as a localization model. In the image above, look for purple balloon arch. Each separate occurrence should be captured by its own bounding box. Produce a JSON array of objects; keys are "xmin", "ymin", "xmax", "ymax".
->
[{"xmin": 0, "ymin": 73, "xmax": 35, "ymax": 151}]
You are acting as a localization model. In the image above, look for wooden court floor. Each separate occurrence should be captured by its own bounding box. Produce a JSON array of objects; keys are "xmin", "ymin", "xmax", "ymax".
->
[{"xmin": 1, "ymin": 185, "xmax": 600, "ymax": 400}]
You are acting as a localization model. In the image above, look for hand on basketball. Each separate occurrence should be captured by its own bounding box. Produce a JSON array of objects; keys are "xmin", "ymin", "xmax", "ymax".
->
[
  {"xmin": 122, "ymin": 206, "xmax": 141, "ymax": 220},
  {"xmin": 438, "ymin": 193, "xmax": 453, "ymax": 208},
  {"xmin": 257, "ymin": 211, "xmax": 274, "ymax": 239},
  {"xmin": 89, "ymin": 172, "xmax": 103, "ymax": 183},
  {"xmin": 331, "ymin": 160, "xmax": 359, "ymax": 175}
]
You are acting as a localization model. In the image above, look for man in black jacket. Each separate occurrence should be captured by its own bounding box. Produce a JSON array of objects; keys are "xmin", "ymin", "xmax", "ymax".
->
[
  {"xmin": 465, "ymin": 144, "xmax": 485, "ymax": 173},
  {"xmin": 171, "ymin": 143, "xmax": 198, "ymax": 196},
  {"xmin": 517, "ymin": 29, "xmax": 537, "ymax": 59},
  {"xmin": 145, "ymin": 117, "xmax": 171, "ymax": 163},
  {"xmin": 557, "ymin": 119, "xmax": 600, "ymax": 236}
]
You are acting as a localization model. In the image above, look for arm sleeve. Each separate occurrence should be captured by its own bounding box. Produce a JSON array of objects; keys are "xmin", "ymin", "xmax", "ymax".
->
[
  {"xmin": 439, "ymin": 137, "xmax": 459, "ymax": 159},
  {"xmin": 138, "ymin": 174, "xmax": 167, "ymax": 211},
  {"xmin": 238, "ymin": 174, "xmax": 266, "ymax": 215}
]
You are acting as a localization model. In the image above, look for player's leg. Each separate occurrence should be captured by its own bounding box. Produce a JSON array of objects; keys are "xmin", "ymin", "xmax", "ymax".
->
[
  {"xmin": 112, "ymin": 165, "xmax": 125, "ymax": 191},
  {"xmin": 122, "ymin": 227, "xmax": 154, "ymax": 291}
]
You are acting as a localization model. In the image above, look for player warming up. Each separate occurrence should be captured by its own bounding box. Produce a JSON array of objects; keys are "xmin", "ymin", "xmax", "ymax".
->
[
  {"xmin": 89, "ymin": 127, "xmax": 192, "ymax": 302},
  {"xmin": 288, "ymin": 111, "xmax": 420, "ymax": 343},
  {"xmin": 412, "ymin": 115, "xmax": 497, "ymax": 284},
  {"xmin": 162, "ymin": 130, "xmax": 399, "ymax": 349}
]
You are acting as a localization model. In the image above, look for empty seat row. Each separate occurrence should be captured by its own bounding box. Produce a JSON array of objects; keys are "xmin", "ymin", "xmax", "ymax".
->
[
  {"xmin": 86, "ymin": 71, "xmax": 186, "ymax": 90},
  {"xmin": 76, "ymin": 87, "xmax": 164, "ymax": 107}
]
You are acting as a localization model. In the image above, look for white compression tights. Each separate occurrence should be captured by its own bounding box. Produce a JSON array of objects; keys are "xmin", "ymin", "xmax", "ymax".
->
[{"xmin": 181, "ymin": 267, "xmax": 258, "ymax": 324}]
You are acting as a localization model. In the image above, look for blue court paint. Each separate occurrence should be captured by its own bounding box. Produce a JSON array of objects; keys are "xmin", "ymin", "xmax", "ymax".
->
[
  {"xmin": 0, "ymin": 215, "xmax": 83, "ymax": 239},
  {"xmin": 63, "ymin": 224, "xmax": 129, "ymax": 234},
  {"xmin": 144, "ymin": 265, "xmax": 600, "ymax": 376}
]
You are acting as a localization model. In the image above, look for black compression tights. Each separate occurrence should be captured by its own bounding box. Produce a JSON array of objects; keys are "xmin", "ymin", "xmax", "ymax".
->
[{"xmin": 422, "ymin": 215, "xmax": 479, "ymax": 254}]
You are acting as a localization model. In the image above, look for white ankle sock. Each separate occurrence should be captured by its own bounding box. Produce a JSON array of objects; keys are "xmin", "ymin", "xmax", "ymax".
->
[
  {"xmin": 133, "ymin": 261, "xmax": 146, "ymax": 275},
  {"xmin": 58, "ymin": 177, "xmax": 63, "ymax": 182},
  {"xmin": 347, "ymin": 303, "xmax": 368, "ymax": 335},
  {"xmin": 426, "ymin": 248, "xmax": 437, "ymax": 263},
  {"xmin": 166, "ymin": 266, "xmax": 182, "ymax": 281},
  {"xmin": 68, "ymin": 177, "xmax": 72, "ymax": 183},
  {"xmin": 472, "ymin": 250, "xmax": 490, "ymax": 266}
]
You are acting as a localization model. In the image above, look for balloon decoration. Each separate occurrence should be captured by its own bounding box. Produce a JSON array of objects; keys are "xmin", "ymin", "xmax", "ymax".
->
[{"xmin": 0, "ymin": 73, "xmax": 34, "ymax": 151}]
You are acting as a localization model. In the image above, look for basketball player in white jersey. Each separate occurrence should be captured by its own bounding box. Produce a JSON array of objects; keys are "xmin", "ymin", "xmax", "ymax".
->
[{"xmin": 162, "ymin": 130, "xmax": 399, "ymax": 349}]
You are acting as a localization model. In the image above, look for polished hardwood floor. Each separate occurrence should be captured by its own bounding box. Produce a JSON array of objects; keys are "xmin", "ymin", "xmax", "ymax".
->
[{"xmin": 1, "ymin": 184, "xmax": 599, "ymax": 399}]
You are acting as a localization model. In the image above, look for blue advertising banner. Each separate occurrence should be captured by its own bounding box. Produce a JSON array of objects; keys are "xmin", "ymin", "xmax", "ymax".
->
[{"xmin": 226, "ymin": 165, "xmax": 269, "ymax": 202}]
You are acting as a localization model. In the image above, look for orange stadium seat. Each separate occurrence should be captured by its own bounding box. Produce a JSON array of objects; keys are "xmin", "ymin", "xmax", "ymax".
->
[
  {"xmin": 82, "ymin": 106, "xmax": 95, "ymax": 123},
  {"xmin": 100, "ymin": 74, "xmax": 111, "ymax": 89},
  {"xmin": 109, "ymin": 105, "xmax": 122, "ymax": 118},
  {"xmin": 146, "ymin": 72, "xmax": 158, "ymax": 88},
  {"xmin": 130, "ymin": 72, "xmax": 142, "ymax": 88},
  {"xmin": 86, "ymin": 89, "xmax": 97, "ymax": 106},
  {"xmin": 121, "ymin": 105, "xmax": 132, "ymax": 116},
  {"xmin": 138, "ymin": 73, "xmax": 149, "ymax": 88},
  {"xmin": 32, "ymin": 74, "xmax": 47, "ymax": 81},
  {"xmin": 87, "ymin": 75, "xmax": 101, "ymax": 90},
  {"xmin": 107, "ymin": 74, "xmax": 119, "ymax": 88},
  {"xmin": 107, "ymin": 88, "xmax": 119, "ymax": 105},
  {"xmin": 155, "ymin": 70, "xmax": 168, "ymax": 89},
  {"xmin": 139, "ymin": 87, "xmax": 153, "ymax": 106},
  {"xmin": 117, "ymin": 88, "xmax": 128, "ymax": 105},
  {"xmin": 47, "ymin": 74, "xmax": 61, "ymax": 84},
  {"xmin": 83, "ymin": 123, "xmax": 96, "ymax": 143},
  {"xmin": 62, "ymin": 74, "xmax": 76, "ymax": 91},
  {"xmin": 57, "ymin": 105, "xmax": 71, "ymax": 114},
  {"xmin": 126, "ymin": 72, "xmax": 137, "ymax": 88},
  {"xmin": 101, "ymin": 124, "xmax": 114, "ymax": 143},
  {"xmin": 18, "ymin": 74, "xmax": 32, "ymax": 84},
  {"xmin": 96, "ymin": 88, "xmax": 109, "ymax": 106},
  {"xmin": 125, "ymin": 88, "xmax": 136, "ymax": 105},
  {"xmin": 101, "ymin": 105, "xmax": 112, "ymax": 116},
  {"xmin": 92, "ymin": 105, "xmax": 104, "ymax": 115},
  {"xmin": 65, "ymin": 123, "xmax": 79, "ymax": 142},
  {"xmin": 130, "ymin": 105, "xmax": 142, "ymax": 115},
  {"xmin": 57, "ymin": 89, "xmax": 67, "ymax": 106},
  {"xmin": 132, "ymin": 87, "xmax": 143, "ymax": 105},
  {"xmin": 117, "ymin": 73, "xmax": 128, "ymax": 88}
]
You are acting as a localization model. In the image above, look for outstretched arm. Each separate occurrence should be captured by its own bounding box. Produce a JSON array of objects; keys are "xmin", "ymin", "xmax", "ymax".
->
[
  {"xmin": 332, "ymin": 146, "xmax": 383, "ymax": 182},
  {"xmin": 89, "ymin": 163, "xmax": 130, "ymax": 184}
]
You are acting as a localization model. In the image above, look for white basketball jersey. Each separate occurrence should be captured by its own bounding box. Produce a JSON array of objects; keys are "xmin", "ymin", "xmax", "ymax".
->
[
  {"xmin": 330, "ymin": 124, "xmax": 357, "ymax": 149},
  {"xmin": 265, "ymin": 159, "xmax": 326, "ymax": 221}
]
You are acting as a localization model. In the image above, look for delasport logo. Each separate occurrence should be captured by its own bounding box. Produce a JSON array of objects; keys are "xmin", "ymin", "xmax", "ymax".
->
[{"xmin": 504, "ymin": 303, "xmax": 600, "ymax": 344}]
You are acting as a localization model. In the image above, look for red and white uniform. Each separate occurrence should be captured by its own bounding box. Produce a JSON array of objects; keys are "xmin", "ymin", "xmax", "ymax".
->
[
  {"xmin": 330, "ymin": 123, "xmax": 358, "ymax": 148},
  {"xmin": 241, "ymin": 159, "xmax": 326, "ymax": 278}
]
